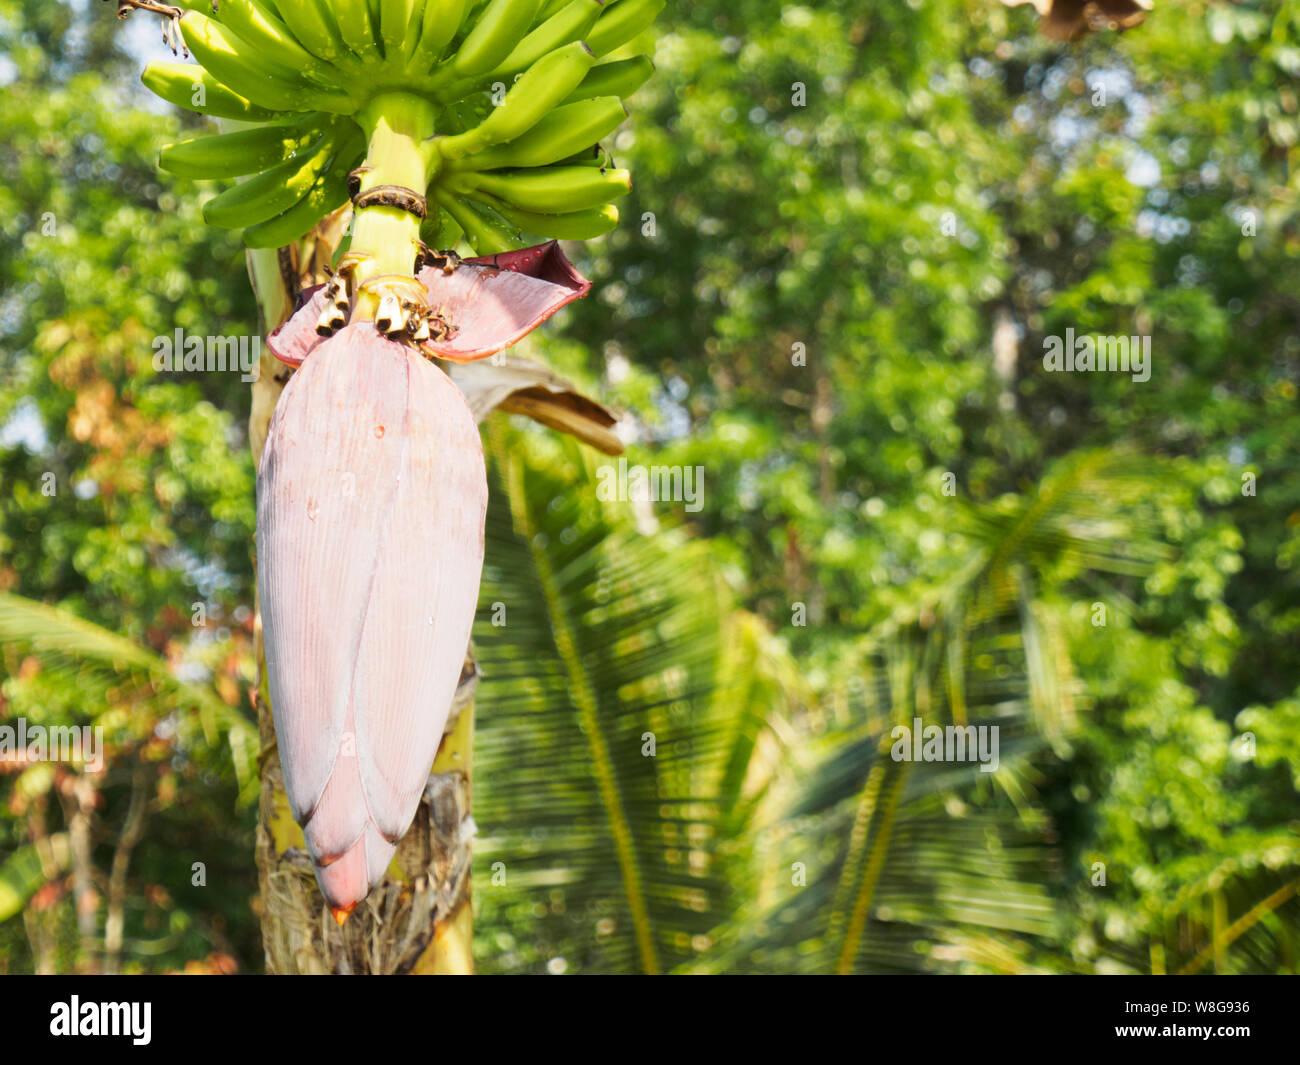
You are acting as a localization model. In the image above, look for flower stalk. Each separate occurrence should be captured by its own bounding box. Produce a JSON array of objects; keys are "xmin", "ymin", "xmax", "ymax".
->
[{"xmin": 347, "ymin": 92, "xmax": 440, "ymax": 319}]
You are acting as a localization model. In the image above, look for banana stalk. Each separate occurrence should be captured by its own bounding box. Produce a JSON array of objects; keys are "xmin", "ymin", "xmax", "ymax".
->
[{"xmin": 346, "ymin": 92, "xmax": 441, "ymax": 315}]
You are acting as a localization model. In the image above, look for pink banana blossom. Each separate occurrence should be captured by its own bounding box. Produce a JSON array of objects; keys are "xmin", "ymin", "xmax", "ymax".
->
[{"xmin": 257, "ymin": 243, "xmax": 590, "ymax": 922}]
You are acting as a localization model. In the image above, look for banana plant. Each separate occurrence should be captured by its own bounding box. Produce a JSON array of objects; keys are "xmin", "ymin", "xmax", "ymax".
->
[{"xmin": 110, "ymin": 0, "xmax": 662, "ymax": 926}]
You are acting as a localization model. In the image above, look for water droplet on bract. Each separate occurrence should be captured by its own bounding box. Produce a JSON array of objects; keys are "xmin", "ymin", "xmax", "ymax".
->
[{"xmin": 374, "ymin": 425, "xmax": 385, "ymax": 438}]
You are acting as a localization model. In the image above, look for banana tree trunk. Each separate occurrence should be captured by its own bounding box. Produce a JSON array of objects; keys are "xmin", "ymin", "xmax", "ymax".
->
[{"xmin": 246, "ymin": 240, "xmax": 476, "ymax": 975}]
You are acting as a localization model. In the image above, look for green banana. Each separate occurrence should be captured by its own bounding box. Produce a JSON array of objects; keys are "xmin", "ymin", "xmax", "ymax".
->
[
  {"xmin": 367, "ymin": 0, "xmax": 387, "ymax": 52},
  {"xmin": 535, "ymin": 0, "xmax": 575, "ymax": 20},
  {"xmin": 141, "ymin": 62, "xmax": 283, "ymax": 122},
  {"xmin": 271, "ymin": 0, "xmax": 352, "ymax": 63},
  {"xmin": 180, "ymin": 10, "xmax": 357, "ymax": 114},
  {"xmin": 380, "ymin": 0, "xmax": 420, "ymax": 56},
  {"xmin": 561, "ymin": 54, "xmax": 653, "ymax": 104},
  {"xmin": 487, "ymin": 0, "xmax": 602, "ymax": 78},
  {"xmin": 421, "ymin": 206, "xmax": 465, "ymax": 251},
  {"xmin": 243, "ymin": 157, "xmax": 354, "ymax": 248},
  {"xmin": 160, "ymin": 117, "xmax": 325, "ymax": 180},
  {"xmin": 406, "ymin": 0, "xmax": 470, "ymax": 68},
  {"xmin": 491, "ymin": 201, "xmax": 619, "ymax": 239},
  {"xmin": 557, "ymin": 143, "xmax": 613, "ymax": 168},
  {"xmin": 451, "ymin": 0, "xmax": 542, "ymax": 77},
  {"xmin": 203, "ymin": 125, "xmax": 346, "ymax": 228},
  {"xmin": 332, "ymin": 0, "xmax": 383, "ymax": 59},
  {"xmin": 586, "ymin": 0, "xmax": 664, "ymax": 57},
  {"xmin": 453, "ymin": 165, "xmax": 631, "ymax": 212},
  {"xmin": 448, "ymin": 96, "xmax": 625, "ymax": 170},
  {"xmin": 433, "ymin": 190, "xmax": 526, "ymax": 255},
  {"xmin": 211, "ymin": 0, "xmax": 347, "ymax": 90},
  {"xmin": 438, "ymin": 40, "xmax": 596, "ymax": 159}
]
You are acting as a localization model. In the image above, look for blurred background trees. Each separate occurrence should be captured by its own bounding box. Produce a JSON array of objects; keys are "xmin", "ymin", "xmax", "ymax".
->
[{"xmin": 1, "ymin": 0, "xmax": 1297, "ymax": 973}]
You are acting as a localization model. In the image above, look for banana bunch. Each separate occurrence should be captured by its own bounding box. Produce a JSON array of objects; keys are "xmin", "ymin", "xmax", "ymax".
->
[{"xmin": 141, "ymin": 0, "xmax": 662, "ymax": 250}]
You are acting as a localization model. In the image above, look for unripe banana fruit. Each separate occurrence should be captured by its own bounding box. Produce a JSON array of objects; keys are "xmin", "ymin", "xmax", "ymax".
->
[
  {"xmin": 493, "ymin": 202, "xmax": 619, "ymax": 240},
  {"xmin": 486, "ymin": 0, "xmax": 602, "ymax": 79},
  {"xmin": 437, "ymin": 41, "xmax": 596, "ymax": 160},
  {"xmin": 446, "ymin": 96, "xmax": 626, "ymax": 171},
  {"xmin": 243, "ymin": 148, "xmax": 358, "ymax": 248},
  {"xmin": 451, "ymin": 0, "xmax": 542, "ymax": 77},
  {"xmin": 452, "ymin": 166, "xmax": 631, "ymax": 213},
  {"xmin": 139, "ymin": 0, "xmax": 661, "ymax": 250},
  {"xmin": 142, "ymin": 62, "xmax": 282, "ymax": 122},
  {"xmin": 272, "ymin": 0, "xmax": 350, "ymax": 63},
  {"xmin": 179, "ymin": 9, "xmax": 356, "ymax": 114},
  {"xmin": 214, "ymin": 0, "xmax": 347, "ymax": 88},
  {"xmin": 585, "ymin": 0, "xmax": 665, "ymax": 57},
  {"xmin": 331, "ymin": 0, "xmax": 382, "ymax": 60},
  {"xmin": 160, "ymin": 117, "xmax": 324, "ymax": 180},
  {"xmin": 407, "ymin": 0, "xmax": 469, "ymax": 67},
  {"xmin": 563, "ymin": 55, "xmax": 655, "ymax": 104},
  {"xmin": 433, "ymin": 190, "xmax": 526, "ymax": 255},
  {"xmin": 203, "ymin": 128, "xmax": 340, "ymax": 228}
]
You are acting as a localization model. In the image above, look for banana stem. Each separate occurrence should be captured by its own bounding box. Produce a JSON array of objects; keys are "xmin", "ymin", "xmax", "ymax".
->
[{"xmin": 348, "ymin": 92, "xmax": 440, "ymax": 320}]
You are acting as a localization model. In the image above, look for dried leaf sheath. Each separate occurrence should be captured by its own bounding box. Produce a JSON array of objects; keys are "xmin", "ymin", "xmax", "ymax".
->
[{"xmin": 256, "ymin": 322, "xmax": 487, "ymax": 913}]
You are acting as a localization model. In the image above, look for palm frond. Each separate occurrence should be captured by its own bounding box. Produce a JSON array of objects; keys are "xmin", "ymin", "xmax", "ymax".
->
[
  {"xmin": 472, "ymin": 419, "xmax": 801, "ymax": 974},
  {"xmin": 0, "ymin": 593, "xmax": 256, "ymax": 800},
  {"xmin": 0, "ymin": 835, "xmax": 70, "ymax": 922},
  {"xmin": 706, "ymin": 447, "xmax": 1180, "ymax": 973}
]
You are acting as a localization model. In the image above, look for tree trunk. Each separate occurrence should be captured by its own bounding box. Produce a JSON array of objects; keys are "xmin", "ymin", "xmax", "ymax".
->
[{"xmin": 246, "ymin": 236, "xmax": 476, "ymax": 975}]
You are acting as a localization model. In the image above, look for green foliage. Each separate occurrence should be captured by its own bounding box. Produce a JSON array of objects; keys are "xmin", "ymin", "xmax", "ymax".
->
[
  {"xmin": 473, "ymin": 421, "xmax": 731, "ymax": 973},
  {"xmin": 558, "ymin": 0, "xmax": 1300, "ymax": 971},
  {"xmin": 0, "ymin": 0, "xmax": 262, "ymax": 973}
]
